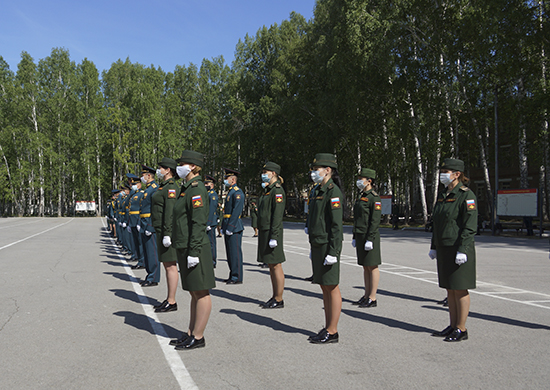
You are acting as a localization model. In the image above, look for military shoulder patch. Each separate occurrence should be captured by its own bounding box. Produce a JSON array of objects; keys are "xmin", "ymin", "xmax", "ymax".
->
[
  {"xmin": 375, "ymin": 201, "xmax": 382, "ymax": 210},
  {"xmin": 466, "ymin": 199, "xmax": 476, "ymax": 210},
  {"xmin": 331, "ymin": 197, "xmax": 341, "ymax": 209},
  {"xmin": 328, "ymin": 183, "xmax": 334, "ymax": 189},
  {"xmin": 275, "ymin": 194, "xmax": 283, "ymax": 203},
  {"xmin": 460, "ymin": 186, "xmax": 470, "ymax": 192},
  {"xmin": 152, "ymin": 183, "xmax": 157, "ymax": 188},
  {"xmin": 191, "ymin": 181, "xmax": 198, "ymax": 187},
  {"xmin": 372, "ymin": 191, "xmax": 379, "ymax": 196},
  {"xmin": 275, "ymin": 183, "xmax": 281, "ymax": 188},
  {"xmin": 168, "ymin": 189, "xmax": 176, "ymax": 198},
  {"xmin": 236, "ymin": 194, "xmax": 242, "ymax": 200},
  {"xmin": 234, "ymin": 186, "xmax": 239, "ymax": 191},
  {"xmin": 192, "ymin": 195, "xmax": 203, "ymax": 208}
]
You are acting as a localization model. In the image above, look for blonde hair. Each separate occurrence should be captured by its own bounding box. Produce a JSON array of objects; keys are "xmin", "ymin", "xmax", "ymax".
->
[{"xmin": 192, "ymin": 166, "xmax": 202, "ymax": 175}]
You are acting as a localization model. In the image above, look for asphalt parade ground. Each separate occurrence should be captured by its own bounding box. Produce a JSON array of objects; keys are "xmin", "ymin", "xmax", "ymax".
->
[{"xmin": 1, "ymin": 217, "xmax": 549, "ymax": 390}]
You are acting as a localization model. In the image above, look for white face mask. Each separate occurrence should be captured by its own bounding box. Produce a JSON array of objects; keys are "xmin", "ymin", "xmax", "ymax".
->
[
  {"xmin": 310, "ymin": 170, "xmax": 324, "ymax": 183},
  {"xmin": 356, "ymin": 179, "xmax": 366, "ymax": 191},
  {"xmin": 140, "ymin": 176, "xmax": 147, "ymax": 184},
  {"xmin": 176, "ymin": 165, "xmax": 191, "ymax": 180},
  {"xmin": 261, "ymin": 182, "xmax": 268, "ymax": 188},
  {"xmin": 439, "ymin": 172, "xmax": 453, "ymax": 186},
  {"xmin": 156, "ymin": 169, "xmax": 164, "ymax": 180},
  {"xmin": 131, "ymin": 184, "xmax": 138, "ymax": 191}
]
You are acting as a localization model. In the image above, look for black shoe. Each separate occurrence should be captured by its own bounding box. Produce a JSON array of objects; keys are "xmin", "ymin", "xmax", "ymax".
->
[
  {"xmin": 169, "ymin": 333, "xmax": 190, "ymax": 346},
  {"xmin": 444, "ymin": 328, "xmax": 468, "ymax": 342},
  {"xmin": 140, "ymin": 281, "xmax": 158, "ymax": 287},
  {"xmin": 308, "ymin": 328, "xmax": 327, "ymax": 341},
  {"xmin": 154, "ymin": 299, "xmax": 168, "ymax": 309},
  {"xmin": 127, "ymin": 257, "xmax": 138, "ymax": 262},
  {"xmin": 310, "ymin": 331, "xmax": 339, "ymax": 344},
  {"xmin": 260, "ymin": 297, "xmax": 275, "ymax": 308},
  {"xmin": 437, "ymin": 297, "xmax": 448, "ymax": 306},
  {"xmin": 431, "ymin": 326, "xmax": 454, "ymax": 337},
  {"xmin": 359, "ymin": 298, "xmax": 377, "ymax": 308},
  {"xmin": 226, "ymin": 280, "xmax": 242, "ymax": 285},
  {"xmin": 260, "ymin": 263, "xmax": 269, "ymax": 268},
  {"xmin": 131, "ymin": 264, "xmax": 145, "ymax": 270},
  {"xmin": 352, "ymin": 296, "xmax": 367, "ymax": 306},
  {"xmin": 262, "ymin": 299, "xmax": 284, "ymax": 309},
  {"xmin": 155, "ymin": 301, "xmax": 177, "ymax": 313},
  {"xmin": 304, "ymin": 275, "xmax": 314, "ymax": 282},
  {"xmin": 443, "ymin": 299, "xmax": 449, "ymax": 307},
  {"xmin": 175, "ymin": 336, "xmax": 205, "ymax": 350}
]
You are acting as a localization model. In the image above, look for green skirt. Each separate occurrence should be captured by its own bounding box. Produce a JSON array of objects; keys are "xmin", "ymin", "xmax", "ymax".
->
[
  {"xmin": 311, "ymin": 243, "xmax": 340, "ymax": 286},
  {"xmin": 436, "ymin": 245, "xmax": 476, "ymax": 290},
  {"xmin": 257, "ymin": 229, "xmax": 286, "ymax": 264},
  {"xmin": 355, "ymin": 232, "xmax": 381, "ymax": 267},
  {"xmin": 177, "ymin": 244, "xmax": 216, "ymax": 291},
  {"xmin": 156, "ymin": 234, "xmax": 178, "ymax": 263}
]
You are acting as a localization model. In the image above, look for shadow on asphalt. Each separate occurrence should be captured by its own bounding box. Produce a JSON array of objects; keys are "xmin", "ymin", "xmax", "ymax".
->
[
  {"xmin": 219, "ymin": 308, "xmax": 313, "ymax": 337},
  {"xmin": 104, "ymin": 271, "xmax": 135, "ymax": 282},
  {"xmin": 113, "ymin": 310, "xmax": 181, "ymax": 338},
  {"xmin": 211, "ymin": 289, "xmax": 264, "ymax": 306},
  {"xmin": 284, "ymin": 286, "xmax": 323, "ymax": 300},
  {"xmin": 423, "ymin": 305, "xmax": 550, "ymax": 330},
  {"xmin": 342, "ymin": 308, "xmax": 434, "ymax": 333}
]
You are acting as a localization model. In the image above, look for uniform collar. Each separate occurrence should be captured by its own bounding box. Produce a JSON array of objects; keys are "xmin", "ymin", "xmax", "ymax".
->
[
  {"xmin": 445, "ymin": 182, "xmax": 463, "ymax": 196},
  {"xmin": 265, "ymin": 179, "xmax": 280, "ymax": 191},
  {"xmin": 183, "ymin": 175, "xmax": 201, "ymax": 189},
  {"xmin": 318, "ymin": 178, "xmax": 334, "ymax": 193},
  {"xmin": 161, "ymin": 177, "xmax": 174, "ymax": 186}
]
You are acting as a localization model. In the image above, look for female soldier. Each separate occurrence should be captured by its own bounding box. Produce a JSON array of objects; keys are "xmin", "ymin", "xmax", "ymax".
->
[
  {"xmin": 306, "ymin": 153, "xmax": 344, "ymax": 344},
  {"xmin": 352, "ymin": 168, "xmax": 381, "ymax": 308},
  {"xmin": 257, "ymin": 162, "xmax": 286, "ymax": 309},
  {"xmin": 429, "ymin": 158, "xmax": 477, "ymax": 342},
  {"xmin": 151, "ymin": 157, "xmax": 180, "ymax": 313},
  {"xmin": 250, "ymin": 200, "xmax": 259, "ymax": 237},
  {"xmin": 169, "ymin": 150, "xmax": 215, "ymax": 350}
]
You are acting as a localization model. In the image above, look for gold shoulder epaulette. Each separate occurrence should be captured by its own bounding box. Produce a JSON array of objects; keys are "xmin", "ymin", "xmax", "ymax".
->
[
  {"xmin": 152, "ymin": 183, "xmax": 157, "ymax": 188},
  {"xmin": 234, "ymin": 186, "xmax": 239, "ymax": 191},
  {"xmin": 275, "ymin": 183, "xmax": 281, "ymax": 188},
  {"xmin": 191, "ymin": 181, "xmax": 199, "ymax": 187},
  {"xmin": 328, "ymin": 183, "xmax": 334, "ymax": 189},
  {"xmin": 460, "ymin": 186, "xmax": 470, "ymax": 192},
  {"xmin": 372, "ymin": 191, "xmax": 379, "ymax": 196}
]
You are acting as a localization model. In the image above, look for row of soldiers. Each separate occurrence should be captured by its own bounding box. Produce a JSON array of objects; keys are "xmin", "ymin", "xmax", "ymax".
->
[{"xmin": 105, "ymin": 164, "xmax": 247, "ymax": 289}]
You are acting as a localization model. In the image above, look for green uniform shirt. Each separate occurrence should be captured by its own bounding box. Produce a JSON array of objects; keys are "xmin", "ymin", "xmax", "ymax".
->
[
  {"xmin": 306, "ymin": 178, "xmax": 343, "ymax": 257},
  {"xmin": 151, "ymin": 177, "xmax": 179, "ymax": 238},
  {"xmin": 431, "ymin": 182, "xmax": 477, "ymax": 254},
  {"xmin": 172, "ymin": 176, "xmax": 210, "ymax": 257},
  {"xmin": 258, "ymin": 181, "xmax": 285, "ymax": 240},
  {"xmin": 353, "ymin": 188, "xmax": 381, "ymax": 240}
]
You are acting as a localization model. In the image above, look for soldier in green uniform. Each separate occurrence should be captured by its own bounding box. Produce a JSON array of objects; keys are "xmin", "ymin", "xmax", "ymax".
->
[
  {"xmin": 429, "ymin": 158, "xmax": 477, "ymax": 342},
  {"xmin": 139, "ymin": 165, "xmax": 160, "ymax": 286},
  {"xmin": 257, "ymin": 162, "xmax": 286, "ymax": 309},
  {"xmin": 306, "ymin": 153, "xmax": 344, "ymax": 344},
  {"xmin": 169, "ymin": 150, "xmax": 215, "ymax": 350},
  {"xmin": 115, "ymin": 186, "xmax": 126, "ymax": 247},
  {"xmin": 250, "ymin": 200, "xmax": 258, "ymax": 237},
  {"xmin": 204, "ymin": 175, "xmax": 219, "ymax": 268},
  {"xmin": 152, "ymin": 158, "xmax": 180, "ymax": 312},
  {"xmin": 352, "ymin": 168, "xmax": 382, "ymax": 308},
  {"xmin": 122, "ymin": 175, "xmax": 138, "ymax": 257}
]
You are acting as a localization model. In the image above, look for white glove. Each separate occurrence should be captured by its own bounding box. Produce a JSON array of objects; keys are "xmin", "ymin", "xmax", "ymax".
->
[
  {"xmin": 428, "ymin": 249, "xmax": 437, "ymax": 260},
  {"xmin": 118, "ymin": 222, "xmax": 122, "ymax": 226},
  {"xmin": 136, "ymin": 225, "xmax": 141, "ymax": 232},
  {"xmin": 225, "ymin": 230, "xmax": 233, "ymax": 236},
  {"xmin": 187, "ymin": 256, "xmax": 199, "ymax": 268},
  {"xmin": 304, "ymin": 227, "xmax": 308, "ymax": 234},
  {"xmin": 114, "ymin": 218, "xmax": 117, "ymax": 222},
  {"xmin": 122, "ymin": 222, "xmax": 127, "ymax": 228},
  {"xmin": 162, "ymin": 236, "xmax": 171, "ymax": 247},
  {"xmin": 364, "ymin": 241, "xmax": 373, "ymax": 251},
  {"xmin": 351, "ymin": 239, "xmax": 356, "ymax": 248},
  {"xmin": 269, "ymin": 239, "xmax": 277, "ymax": 248},
  {"xmin": 206, "ymin": 225, "xmax": 211, "ymax": 231},
  {"xmin": 145, "ymin": 230, "xmax": 152, "ymax": 236},
  {"xmin": 126, "ymin": 226, "xmax": 131, "ymax": 233},
  {"xmin": 220, "ymin": 229, "xmax": 225, "ymax": 235},
  {"xmin": 324, "ymin": 255, "xmax": 337, "ymax": 266},
  {"xmin": 455, "ymin": 252, "xmax": 467, "ymax": 265}
]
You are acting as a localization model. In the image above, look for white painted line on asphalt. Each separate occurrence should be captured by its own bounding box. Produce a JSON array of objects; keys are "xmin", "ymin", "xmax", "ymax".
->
[
  {"xmin": 0, "ymin": 218, "xmax": 73, "ymax": 251},
  {"xmin": 101, "ymin": 222, "xmax": 198, "ymax": 390}
]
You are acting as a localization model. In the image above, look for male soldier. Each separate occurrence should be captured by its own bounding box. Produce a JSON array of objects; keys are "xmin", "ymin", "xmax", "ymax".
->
[
  {"xmin": 139, "ymin": 165, "xmax": 160, "ymax": 287},
  {"xmin": 115, "ymin": 186, "xmax": 126, "ymax": 247},
  {"xmin": 124, "ymin": 174, "xmax": 140, "ymax": 260},
  {"xmin": 107, "ymin": 190, "xmax": 118, "ymax": 238},
  {"xmin": 221, "ymin": 168, "xmax": 245, "ymax": 284},
  {"xmin": 120, "ymin": 180, "xmax": 134, "ymax": 255},
  {"xmin": 128, "ymin": 178, "xmax": 146, "ymax": 270},
  {"xmin": 204, "ymin": 175, "xmax": 219, "ymax": 268}
]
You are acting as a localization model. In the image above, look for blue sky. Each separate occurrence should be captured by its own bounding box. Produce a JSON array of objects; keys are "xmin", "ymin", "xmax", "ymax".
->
[{"xmin": 1, "ymin": 0, "xmax": 316, "ymax": 74}]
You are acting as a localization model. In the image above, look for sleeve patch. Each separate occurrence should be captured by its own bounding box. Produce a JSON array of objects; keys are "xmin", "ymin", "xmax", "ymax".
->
[
  {"xmin": 168, "ymin": 189, "xmax": 176, "ymax": 198},
  {"xmin": 275, "ymin": 194, "xmax": 283, "ymax": 203},
  {"xmin": 192, "ymin": 195, "xmax": 203, "ymax": 208},
  {"xmin": 331, "ymin": 197, "xmax": 341, "ymax": 209},
  {"xmin": 236, "ymin": 194, "xmax": 241, "ymax": 200},
  {"xmin": 466, "ymin": 199, "xmax": 476, "ymax": 210},
  {"xmin": 375, "ymin": 202, "xmax": 382, "ymax": 210}
]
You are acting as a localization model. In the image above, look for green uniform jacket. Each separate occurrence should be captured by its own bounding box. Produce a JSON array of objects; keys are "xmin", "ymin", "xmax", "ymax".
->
[
  {"xmin": 250, "ymin": 204, "xmax": 258, "ymax": 228},
  {"xmin": 306, "ymin": 178, "xmax": 343, "ymax": 285},
  {"xmin": 431, "ymin": 182, "xmax": 477, "ymax": 290},
  {"xmin": 172, "ymin": 176, "xmax": 215, "ymax": 291},
  {"xmin": 257, "ymin": 180, "xmax": 286, "ymax": 264},
  {"xmin": 152, "ymin": 177, "xmax": 179, "ymax": 263},
  {"xmin": 353, "ymin": 188, "xmax": 382, "ymax": 266}
]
